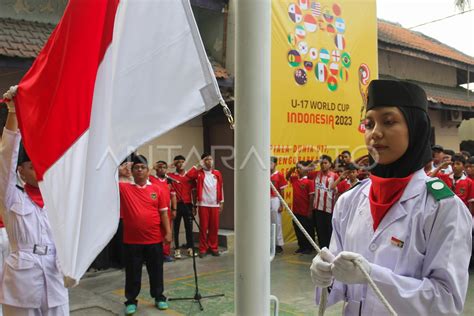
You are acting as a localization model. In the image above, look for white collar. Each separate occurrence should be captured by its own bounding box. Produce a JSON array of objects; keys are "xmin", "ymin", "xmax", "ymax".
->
[{"xmin": 133, "ymin": 180, "xmax": 151, "ymax": 188}]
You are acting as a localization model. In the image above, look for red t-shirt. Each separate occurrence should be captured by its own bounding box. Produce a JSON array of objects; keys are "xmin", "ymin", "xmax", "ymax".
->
[
  {"xmin": 167, "ymin": 171, "xmax": 194, "ymax": 203},
  {"xmin": 149, "ymin": 175, "xmax": 172, "ymax": 208},
  {"xmin": 308, "ymin": 170, "xmax": 339, "ymax": 213},
  {"xmin": 119, "ymin": 182, "xmax": 168, "ymax": 244},
  {"xmin": 0, "ymin": 218, "xmax": 4, "ymax": 228},
  {"xmin": 336, "ymin": 179, "xmax": 352, "ymax": 195},
  {"xmin": 289, "ymin": 175, "xmax": 315, "ymax": 216},
  {"xmin": 271, "ymin": 171, "xmax": 288, "ymax": 197},
  {"xmin": 437, "ymin": 173, "xmax": 474, "ymax": 207}
]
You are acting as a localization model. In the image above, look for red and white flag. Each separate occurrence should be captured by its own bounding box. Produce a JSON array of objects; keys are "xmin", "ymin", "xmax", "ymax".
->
[{"xmin": 14, "ymin": 0, "xmax": 222, "ymax": 281}]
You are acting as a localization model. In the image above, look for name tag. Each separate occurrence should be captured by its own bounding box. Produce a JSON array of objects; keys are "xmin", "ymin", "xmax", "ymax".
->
[
  {"xmin": 390, "ymin": 237, "xmax": 404, "ymax": 248},
  {"xmin": 33, "ymin": 244, "xmax": 48, "ymax": 255}
]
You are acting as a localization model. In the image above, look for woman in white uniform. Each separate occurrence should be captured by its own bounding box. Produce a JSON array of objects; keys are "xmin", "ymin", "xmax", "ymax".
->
[{"xmin": 310, "ymin": 79, "xmax": 472, "ymax": 315}]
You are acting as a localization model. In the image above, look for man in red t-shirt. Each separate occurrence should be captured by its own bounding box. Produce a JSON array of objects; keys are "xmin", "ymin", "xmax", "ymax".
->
[
  {"xmin": 270, "ymin": 157, "xmax": 287, "ymax": 254},
  {"xmin": 119, "ymin": 155, "xmax": 172, "ymax": 314},
  {"xmin": 150, "ymin": 160, "xmax": 177, "ymax": 262},
  {"xmin": 186, "ymin": 153, "xmax": 224, "ymax": 257},
  {"xmin": 466, "ymin": 157, "xmax": 474, "ymax": 181},
  {"xmin": 168, "ymin": 155, "xmax": 196, "ymax": 259},
  {"xmin": 286, "ymin": 161, "xmax": 315, "ymax": 254}
]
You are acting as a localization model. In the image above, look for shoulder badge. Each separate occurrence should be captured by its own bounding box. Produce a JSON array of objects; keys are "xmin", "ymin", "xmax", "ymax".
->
[{"xmin": 426, "ymin": 179, "xmax": 454, "ymax": 201}]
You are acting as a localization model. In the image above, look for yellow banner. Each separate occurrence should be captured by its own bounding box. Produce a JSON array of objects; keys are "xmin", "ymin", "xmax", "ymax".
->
[{"xmin": 271, "ymin": 0, "xmax": 378, "ymax": 242}]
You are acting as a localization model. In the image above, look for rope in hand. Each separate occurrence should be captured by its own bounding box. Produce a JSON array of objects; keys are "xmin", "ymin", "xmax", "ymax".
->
[{"xmin": 270, "ymin": 181, "xmax": 397, "ymax": 316}]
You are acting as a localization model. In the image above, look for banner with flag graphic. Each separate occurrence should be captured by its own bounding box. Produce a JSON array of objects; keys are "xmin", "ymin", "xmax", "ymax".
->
[
  {"xmin": 14, "ymin": 0, "xmax": 222, "ymax": 281},
  {"xmin": 271, "ymin": 0, "xmax": 377, "ymax": 242}
]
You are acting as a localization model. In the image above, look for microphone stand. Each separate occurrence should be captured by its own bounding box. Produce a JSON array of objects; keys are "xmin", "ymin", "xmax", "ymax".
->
[{"xmin": 166, "ymin": 176, "xmax": 224, "ymax": 311}]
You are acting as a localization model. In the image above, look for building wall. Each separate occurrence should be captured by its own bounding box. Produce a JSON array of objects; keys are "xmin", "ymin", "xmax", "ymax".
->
[
  {"xmin": 0, "ymin": 0, "xmax": 65, "ymax": 23},
  {"xmin": 193, "ymin": 6, "xmax": 225, "ymax": 64},
  {"xmin": 428, "ymin": 109, "xmax": 461, "ymax": 150},
  {"xmin": 225, "ymin": 0, "xmax": 236, "ymax": 75},
  {"xmin": 459, "ymin": 119, "xmax": 474, "ymax": 141},
  {"xmin": 379, "ymin": 50, "xmax": 458, "ymax": 87},
  {"xmin": 136, "ymin": 116, "xmax": 204, "ymax": 168}
]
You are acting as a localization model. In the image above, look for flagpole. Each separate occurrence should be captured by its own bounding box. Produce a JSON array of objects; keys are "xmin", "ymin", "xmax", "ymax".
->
[{"xmin": 235, "ymin": 0, "xmax": 271, "ymax": 315}]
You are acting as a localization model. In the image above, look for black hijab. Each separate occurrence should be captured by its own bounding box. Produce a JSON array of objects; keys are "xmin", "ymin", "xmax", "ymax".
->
[{"xmin": 366, "ymin": 80, "xmax": 432, "ymax": 178}]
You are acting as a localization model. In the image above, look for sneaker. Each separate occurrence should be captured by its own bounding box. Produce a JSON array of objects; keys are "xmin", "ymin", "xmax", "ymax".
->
[
  {"xmin": 174, "ymin": 249, "xmax": 182, "ymax": 259},
  {"xmin": 164, "ymin": 255, "xmax": 174, "ymax": 262},
  {"xmin": 198, "ymin": 252, "xmax": 206, "ymax": 258},
  {"xmin": 125, "ymin": 304, "xmax": 137, "ymax": 315},
  {"xmin": 187, "ymin": 248, "xmax": 197, "ymax": 257},
  {"xmin": 276, "ymin": 246, "xmax": 283, "ymax": 254},
  {"xmin": 155, "ymin": 300, "xmax": 169, "ymax": 310},
  {"xmin": 210, "ymin": 250, "xmax": 220, "ymax": 257}
]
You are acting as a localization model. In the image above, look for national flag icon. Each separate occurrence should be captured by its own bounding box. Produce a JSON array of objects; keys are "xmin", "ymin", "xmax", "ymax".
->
[
  {"xmin": 311, "ymin": 2, "xmax": 321, "ymax": 17},
  {"xmin": 391, "ymin": 236, "xmax": 404, "ymax": 248},
  {"xmin": 323, "ymin": 7, "xmax": 334, "ymax": 23},
  {"xmin": 299, "ymin": 0, "xmax": 309, "ymax": 10},
  {"xmin": 333, "ymin": 3, "xmax": 342, "ymax": 16},
  {"xmin": 358, "ymin": 63, "xmax": 371, "ymax": 85},
  {"xmin": 287, "ymin": 33, "xmax": 297, "ymax": 46},
  {"xmin": 327, "ymin": 76, "xmax": 338, "ymax": 91},
  {"xmin": 294, "ymin": 68, "xmax": 308, "ymax": 85},
  {"xmin": 304, "ymin": 61, "xmax": 314, "ymax": 71},
  {"xmin": 331, "ymin": 49, "xmax": 341, "ymax": 62},
  {"xmin": 335, "ymin": 34, "xmax": 345, "ymax": 50},
  {"xmin": 298, "ymin": 41, "xmax": 309, "ymax": 55},
  {"xmin": 303, "ymin": 14, "xmax": 318, "ymax": 32},
  {"xmin": 309, "ymin": 48, "xmax": 318, "ymax": 60},
  {"xmin": 335, "ymin": 17, "xmax": 345, "ymax": 33},
  {"xmin": 316, "ymin": 62, "xmax": 328, "ymax": 82},
  {"xmin": 341, "ymin": 52, "xmax": 351, "ymax": 68},
  {"xmin": 288, "ymin": 50, "xmax": 302, "ymax": 67},
  {"xmin": 329, "ymin": 62, "xmax": 339, "ymax": 76},
  {"xmin": 326, "ymin": 24, "xmax": 335, "ymax": 34},
  {"xmin": 319, "ymin": 48, "xmax": 330, "ymax": 64},
  {"xmin": 288, "ymin": 3, "xmax": 303, "ymax": 23},
  {"xmin": 295, "ymin": 25, "xmax": 306, "ymax": 40},
  {"xmin": 339, "ymin": 68, "xmax": 349, "ymax": 81}
]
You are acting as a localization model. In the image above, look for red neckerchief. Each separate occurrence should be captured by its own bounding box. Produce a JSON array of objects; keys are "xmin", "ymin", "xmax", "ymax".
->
[
  {"xmin": 24, "ymin": 184, "xmax": 45, "ymax": 208},
  {"xmin": 369, "ymin": 174, "xmax": 413, "ymax": 231}
]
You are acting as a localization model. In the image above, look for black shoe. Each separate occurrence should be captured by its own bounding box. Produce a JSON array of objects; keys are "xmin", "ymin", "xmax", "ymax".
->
[
  {"xmin": 211, "ymin": 251, "xmax": 220, "ymax": 257},
  {"xmin": 198, "ymin": 252, "xmax": 206, "ymax": 258},
  {"xmin": 276, "ymin": 246, "xmax": 283, "ymax": 254},
  {"xmin": 301, "ymin": 249, "xmax": 312, "ymax": 255},
  {"xmin": 294, "ymin": 247, "xmax": 304, "ymax": 254}
]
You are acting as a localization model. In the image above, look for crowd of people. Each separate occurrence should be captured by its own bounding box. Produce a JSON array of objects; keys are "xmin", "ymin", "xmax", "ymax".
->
[{"xmin": 1, "ymin": 79, "xmax": 474, "ymax": 315}]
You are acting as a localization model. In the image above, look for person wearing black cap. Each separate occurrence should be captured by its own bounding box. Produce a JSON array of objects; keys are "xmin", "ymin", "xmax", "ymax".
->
[
  {"xmin": 168, "ymin": 155, "xmax": 196, "ymax": 259},
  {"xmin": 0, "ymin": 86, "xmax": 69, "ymax": 315},
  {"xmin": 310, "ymin": 79, "xmax": 471, "ymax": 315},
  {"xmin": 186, "ymin": 153, "xmax": 224, "ymax": 257}
]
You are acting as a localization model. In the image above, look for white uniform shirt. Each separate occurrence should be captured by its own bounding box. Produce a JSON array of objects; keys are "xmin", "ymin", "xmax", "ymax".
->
[
  {"xmin": 319, "ymin": 169, "xmax": 472, "ymax": 315},
  {"xmin": 200, "ymin": 170, "xmax": 219, "ymax": 207},
  {"xmin": 0, "ymin": 129, "xmax": 68, "ymax": 308}
]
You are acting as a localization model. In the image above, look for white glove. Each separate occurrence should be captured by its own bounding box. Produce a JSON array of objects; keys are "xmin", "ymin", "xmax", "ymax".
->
[
  {"xmin": 332, "ymin": 251, "xmax": 371, "ymax": 284},
  {"xmin": 310, "ymin": 247, "xmax": 335, "ymax": 287},
  {"xmin": 3, "ymin": 85, "xmax": 18, "ymax": 113}
]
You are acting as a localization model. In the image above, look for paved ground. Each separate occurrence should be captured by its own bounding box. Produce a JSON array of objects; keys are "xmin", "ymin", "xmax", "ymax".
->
[{"xmin": 69, "ymin": 243, "xmax": 474, "ymax": 315}]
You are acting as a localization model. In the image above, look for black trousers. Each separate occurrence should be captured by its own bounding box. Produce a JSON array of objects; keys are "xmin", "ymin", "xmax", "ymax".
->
[
  {"xmin": 313, "ymin": 210, "xmax": 333, "ymax": 249},
  {"xmin": 174, "ymin": 202, "xmax": 194, "ymax": 249},
  {"xmin": 293, "ymin": 214, "xmax": 314, "ymax": 251},
  {"xmin": 124, "ymin": 243, "xmax": 166, "ymax": 306}
]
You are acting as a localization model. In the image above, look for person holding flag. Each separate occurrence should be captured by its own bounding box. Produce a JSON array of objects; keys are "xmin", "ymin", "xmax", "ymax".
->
[
  {"xmin": 0, "ymin": 86, "xmax": 69, "ymax": 315},
  {"xmin": 310, "ymin": 80, "xmax": 471, "ymax": 315}
]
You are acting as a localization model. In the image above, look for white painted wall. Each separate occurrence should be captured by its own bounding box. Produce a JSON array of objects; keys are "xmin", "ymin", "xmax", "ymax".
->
[{"xmin": 429, "ymin": 109, "xmax": 461, "ymax": 150}]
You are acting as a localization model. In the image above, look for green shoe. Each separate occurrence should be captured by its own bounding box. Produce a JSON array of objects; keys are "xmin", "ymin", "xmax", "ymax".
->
[
  {"xmin": 156, "ymin": 300, "xmax": 169, "ymax": 310},
  {"xmin": 125, "ymin": 304, "xmax": 137, "ymax": 315}
]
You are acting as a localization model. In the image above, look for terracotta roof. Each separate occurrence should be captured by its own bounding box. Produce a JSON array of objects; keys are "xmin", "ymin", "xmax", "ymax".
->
[
  {"xmin": 0, "ymin": 18, "xmax": 55, "ymax": 58},
  {"xmin": 381, "ymin": 75, "xmax": 474, "ymax": 109},
  {"xmin": 378, "ymin": 20, "xmax": 474, "ymax": 66}
]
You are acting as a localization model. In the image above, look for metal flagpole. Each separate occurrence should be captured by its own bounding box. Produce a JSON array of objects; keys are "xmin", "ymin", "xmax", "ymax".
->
[{"xmin": 235, "ymin": 0, "xmax": 271, "ymax": 314}]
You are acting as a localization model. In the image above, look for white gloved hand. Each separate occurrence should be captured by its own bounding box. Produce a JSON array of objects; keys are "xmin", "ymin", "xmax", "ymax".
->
[
  {"xmin": 332, "ymin": 251, "xmax": 371, "ymax": 284},
  {"xmin": 3, "ymin": 85, "xmax": 18, "ymax": 113},
  {"xmin": 310, "ymin": 247, "xmax": 335, "ymax": 287}
]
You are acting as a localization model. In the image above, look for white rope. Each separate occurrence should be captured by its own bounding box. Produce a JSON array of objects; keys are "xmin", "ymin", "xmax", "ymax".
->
[{"xmin": 270, "ymin": 182, "xmax": 397, "ymax": 316}]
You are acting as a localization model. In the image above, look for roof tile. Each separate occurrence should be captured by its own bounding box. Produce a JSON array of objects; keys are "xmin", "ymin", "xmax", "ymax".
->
[{"xmin": 378, "ymin": 20, "xmax": 474, "ymax": 66}]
